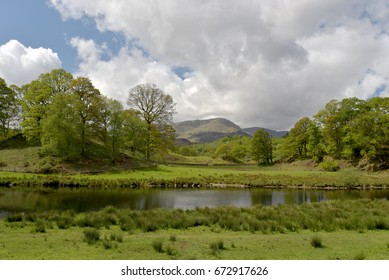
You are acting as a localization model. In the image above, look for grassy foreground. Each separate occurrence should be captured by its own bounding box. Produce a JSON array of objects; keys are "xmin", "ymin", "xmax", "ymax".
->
[
  {"xmin": 1, "ymin": 225, "xmax": 388, "ymax": 260},
  {"xmin": 1, "ymin": 199, "xmax": 388, "ymax": 260}
]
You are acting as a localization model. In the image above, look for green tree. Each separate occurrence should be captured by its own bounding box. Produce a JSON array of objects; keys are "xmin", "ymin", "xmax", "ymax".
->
[
  {"xmin": 289, "ymin": 117, "xmax": 311, "ymax": 158},
  {"xmin": 127, "ymin": 84, "xmax": 176, "ymax": 159},
  {"xmin": 99, "ymin": 98, "xmax": 126, "ymax": 162},
  {"xmin": 307, "ymin": 121, "xmax": 325, "ymax": 162},
  {"xmin": 21, "ymin": 69, "xmax": 73, "ymax": 144},
  {"xmin": 314, "ymin": 98, "xmax": 367, "ymax": 159},
  {"xmin": 70, "ymin": 77, "xmax": 102, "ymax": 157},
  {"xmin": 350, "ymin": 97, "xmax": 389, "ymax": 166},
  {"xmin": 0, "ymin": 78, "xmax": 18, "ymax": 139},
  {"xmin": 121, "ymin": 109, "xmax": 148, "ymax": 156},
  {"xmin": 251, "ymin": 129, "xmax": 273, "ymax": 165},
  {"xmin": 41, "ymin": 93, "xmax": 82, "ymax": 160}
]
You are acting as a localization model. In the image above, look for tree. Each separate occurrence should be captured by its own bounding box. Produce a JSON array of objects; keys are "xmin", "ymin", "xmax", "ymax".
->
[
  {"xmin": 41, "ymin": 93, "xmax": 82, "ymax": 160},
  {"xmin": 127, "ymin": 84, "xmax": 176, "ymax": 159},
  {"xmin": 349, "ymin": 97, "xmax": 389, "ymax": 167},
  {"xmin": 21, "ymin": 69, "xmax": 73, "ymax": 144},
  {"xmin": 121, "ymin": 109, "xmax": 148, "ymax": 156},
  {"xmin": 251, "ymin": 129, "xmax": 273, "ymax": 165},
  {"xmin": 0, "ymin": 78, "xmax": 18, "ymax": 139},
  {"xmin": 307, "ymin": 121, "xmax": 325, "ymax": 162},
  {"xmin": 99, "ymin": 97, "xmax": 126, "ymax": 162},
  {"xmin": 314, "ymin": 98, "xmax": 367, "ymax": 159},
  {"xmin": 289, "ymin": 117, "xmax": 311, "ymax": 158},
  {"xmin": 70, "ymin": 77, "xmax": 102, "ymax": 157}
]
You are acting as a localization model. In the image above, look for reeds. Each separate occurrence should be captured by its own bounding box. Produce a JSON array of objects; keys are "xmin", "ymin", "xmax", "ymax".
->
[{"xmin": 3, "ymin": 199, "xmax": 389, "ymax": 234}]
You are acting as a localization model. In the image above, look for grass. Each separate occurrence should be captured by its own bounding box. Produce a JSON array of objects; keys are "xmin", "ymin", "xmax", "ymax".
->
[
  {"xmin": 0, "ymin": 223, "xmax": 388, "ymax": 260},
  {"xmin": 0, "ymin": 199, "xmax": 388, "ymax": 259},
  {"xmin": 1, "ymin": 164, "xmax": 389, "ymax": 189},
  {"xmin": 1, "ymin": 146, "xmax": 389, "ymax": 190}
]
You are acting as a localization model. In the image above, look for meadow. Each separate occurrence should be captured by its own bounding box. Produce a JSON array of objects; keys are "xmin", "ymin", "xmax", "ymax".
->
[
  {"xmin": 1, "ymin": 163, "xmax": 388, "ymax": 190},
  {"xmin": 1, "ymin": 199, "xmax": 389, "ymax": 259}
]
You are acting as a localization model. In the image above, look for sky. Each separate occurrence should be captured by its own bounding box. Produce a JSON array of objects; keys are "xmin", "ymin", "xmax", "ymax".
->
[{"xmin": 1, "ymin": 0, "xmax": 389, "ymax": 130}]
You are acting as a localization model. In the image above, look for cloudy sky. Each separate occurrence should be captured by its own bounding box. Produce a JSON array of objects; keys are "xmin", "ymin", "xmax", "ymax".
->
[{"xmin": 1, "ymin": 0, "xmax": 389, "ymax": 130}]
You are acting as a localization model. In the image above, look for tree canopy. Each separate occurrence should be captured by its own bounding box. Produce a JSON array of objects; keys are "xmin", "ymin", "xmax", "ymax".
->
[{"xmin": 127, "ymin": 83, "xmax": 176, "ymax": 159}]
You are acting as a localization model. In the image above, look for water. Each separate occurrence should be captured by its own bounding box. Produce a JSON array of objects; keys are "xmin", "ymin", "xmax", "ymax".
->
[{"xmin": 1, "ymin": 188, "xmax": 388, "ymax": 216}]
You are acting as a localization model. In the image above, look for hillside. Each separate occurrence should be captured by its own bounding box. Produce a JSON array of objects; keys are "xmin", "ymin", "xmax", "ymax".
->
[
  {"xmin": 174, "ymin": 118, "xmax": 288, "ymax": 143},
  {"xmin": 242, "ymin": 127, "xmax": 288, "ymax": 138},
  {"xmin": 174, "ymin": 118, "xmax": 249, "ymax": 143}
]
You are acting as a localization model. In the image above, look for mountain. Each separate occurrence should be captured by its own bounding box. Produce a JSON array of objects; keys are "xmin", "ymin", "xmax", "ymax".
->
[
  {"xmin": 242, "ymin": 127, "xmax": 289, "ymax": 138},
  {"xmin": 174, "ymin": 118, "xmax": 249, "ymax": 143},
  {"xmin": 174, "ymin": 118, "xmax": 288, "ymax": 144}
]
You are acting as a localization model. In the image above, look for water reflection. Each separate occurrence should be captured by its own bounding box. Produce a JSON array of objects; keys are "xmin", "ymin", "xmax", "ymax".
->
[{"xmin": 0, "ymin": 188, "xmax": 388, "ymax": 215}]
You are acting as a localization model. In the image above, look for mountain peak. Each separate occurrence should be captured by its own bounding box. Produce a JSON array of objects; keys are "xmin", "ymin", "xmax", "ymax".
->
[{"xmin": 174, "ymin": 118, "xmax": 288, "ymax": 144}]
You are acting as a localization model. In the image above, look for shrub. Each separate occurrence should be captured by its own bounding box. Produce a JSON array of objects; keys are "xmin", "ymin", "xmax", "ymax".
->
[
  {"xmin": 152, "ymin": 240, "xmax": 164, "ymax": 253},
  {"xmin": 209, "ymin": 239, "xmax": 225, "ymax": 255},
  {"xmin": 310, "ymin": 235, "xmax": 323, "ymax": 248},
  {"xmin": 319, "ymin": 161, "xmax": 340, "ymax": 172},
  {"xmin": 166, "ymin": 245, "xmax": 178, "ymax": 256},
  {"xmin": 83, "ymin": 228, "xmax": 100, "ymax": 244},
  {"xmin": 109, "ymin": 232, "xmax": 123, "ymax": 242},
  {"xmin": 34, "ymin": 220, "xmax": 46, "ymax": 233},
  {"xmin": 6, "ymin": 213, "xmax": 23, "ymax": 223},
  {"xmin": 103, "ymin": 240, "xmax": 113, "ymax": 250}
]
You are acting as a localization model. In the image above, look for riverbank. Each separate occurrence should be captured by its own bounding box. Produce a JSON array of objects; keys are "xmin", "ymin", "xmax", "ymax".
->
[
  {"xmin": 1, "ymin": 164, "xmax": 389, "ymax": 190},
  {"xmin": 1, "ymin": 199, "xmax": 388, "ymax": 259}
]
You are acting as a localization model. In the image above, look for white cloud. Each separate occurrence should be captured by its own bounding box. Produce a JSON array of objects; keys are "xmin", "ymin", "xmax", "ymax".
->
[
  {"xmin": 0, "ymin": 40, "xmax": 62, "ymax": 86},
  {"xmin": 51, "ymin": 0, "xmax": 389, "ymax": 130}
]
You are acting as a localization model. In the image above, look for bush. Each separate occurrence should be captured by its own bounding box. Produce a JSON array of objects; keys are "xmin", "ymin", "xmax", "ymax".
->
[
  {"xmin": 166, "ymin": 245, "xmax": 178, "ymax": 256},
  {"xmin": 34, "ymin": 220, "xmax": 46, "ymax": 233},
  {"xmin": 319, "ymin": 161, "xmax": 340, "ymax": 172},
  {"xmin": 209, "ymin": 239, "xmax": 225, "ymax": 255},
  {"xmin": 152, "ymin": 240, "xmax": 164, "ymax": 253},
  {"xmin": 103, "ymin": 240, "xmax": 113, "ymax": 249},
  {"xmin": 6, "ymin": 213, "xmax": 23, "ymax": 223},
  {"xmin": 83, "ymin": 228, "xmax": 100, "ymax": 244},
  {"xmin": 310, "ymin": 235, "xmax": 323, "ymax": 248},
  {"xmin": 109, "ymin": 232, "xmax": 123, "ymax": 242}
]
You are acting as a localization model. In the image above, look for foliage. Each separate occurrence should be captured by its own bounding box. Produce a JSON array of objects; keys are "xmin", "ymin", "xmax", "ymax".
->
[
  {"xmin": 128, "ymin": 83, "xmax": 176, "ymax": 159},
  {"xmin": 310, "ymin": 235, "xmax": 323, "ymax": 248},
  {"xmin": 83, "ymin": 228, "xmax": 100, "ymax": 244},
  {"xmin": 289, "ymin": 117, "xmax": 311, "ymax": 158},
  {"xmin": 152, "ymin": 239, "xmax": 164, "ymax": 253},
  {"xmin": 280, "ymin": 97, "xmax": 389, "ymax": 169},
  {"xmin": 21, "ymin": 69, "xmax": 74, "ymax": 144},
  {"xmin": 251, "ymin": 129, "xmax": 273, "ymax": 165},
  {"xmin": 41, "ymin": 93, "xmax": 82, "ymax": 160},
  {"xmin": 0, "ymin": 78, "xmax": 18, "ymax": 140},
  {"xmin": 318, "ymin": 161, "xmax": 340, "ymax": 172}
]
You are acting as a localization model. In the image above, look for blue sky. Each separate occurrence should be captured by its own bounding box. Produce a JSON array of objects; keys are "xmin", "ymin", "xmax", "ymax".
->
[
  {"xmin": 1, "ymin": 0, "xmax": 389, "ymax": 129},
  {"xmin": 0, "ymin": 0, "xmax": 116, "ymax": 72}
]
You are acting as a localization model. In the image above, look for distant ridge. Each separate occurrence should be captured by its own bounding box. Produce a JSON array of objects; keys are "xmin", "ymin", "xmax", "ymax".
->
[
  {"xmin": 242, "ymin": 127, "xmax": 288, "ymax": 138},
  {"xmin": 174, "ymin": 118, "xmax": 288, "ymax": 144}
]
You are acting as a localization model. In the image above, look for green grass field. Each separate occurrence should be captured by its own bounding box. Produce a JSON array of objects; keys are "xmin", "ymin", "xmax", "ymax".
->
[
  {"xmin": 1, "ymin": 200, "xmax": 388, "ymax": 260},
  {"xmin": 1, "ymin": 223, "xmax": 388, "ymax": 260},
  {"xmin": 1, "ymin": 163, "xmax": 388, "ymax": 189}
]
